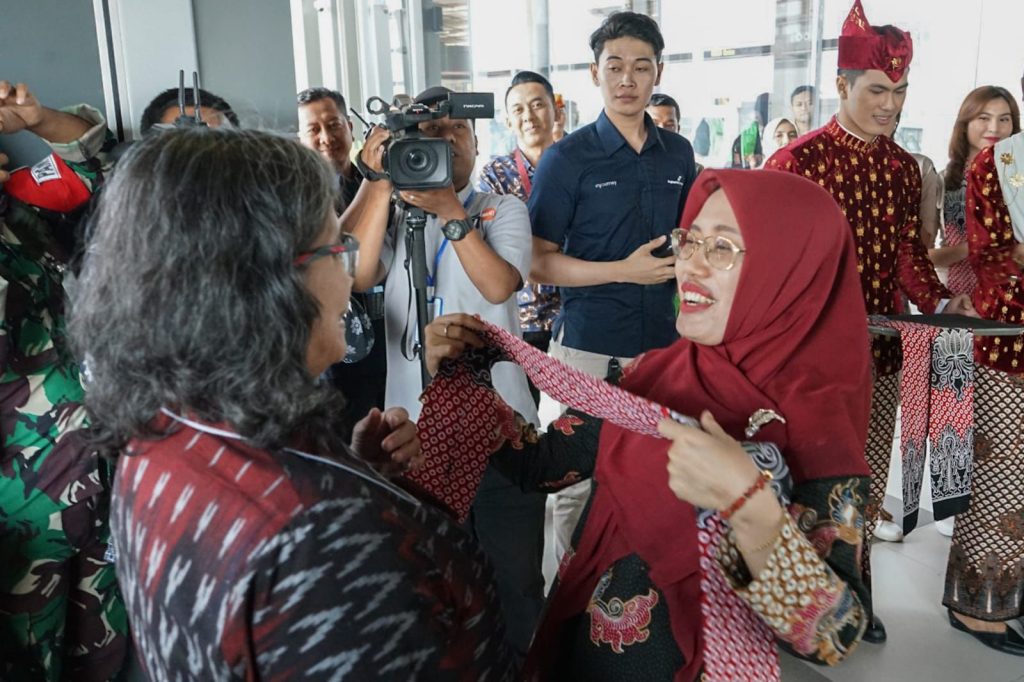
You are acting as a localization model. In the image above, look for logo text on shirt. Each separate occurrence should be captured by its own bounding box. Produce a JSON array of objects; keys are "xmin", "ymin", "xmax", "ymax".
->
[
  {"xmin": 594, "ymin": 181, "xmax": 618, "ymax": 189},
  {"xmin": 667, "ymin": 176, "xmax": 685, "ymax": 187}
]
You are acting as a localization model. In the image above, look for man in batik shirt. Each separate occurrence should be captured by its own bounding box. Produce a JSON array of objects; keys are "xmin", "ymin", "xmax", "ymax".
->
[
  {"xmin": 0, "ymin": 81, "xmax": 126, "ymax": 681},
  {"xmin": 765, "ymin": 0, "xmax": 974, "ymax": 644},
  {"xmin": 478, "ymin": 70, "xmax": 564, "ymax": 405}
]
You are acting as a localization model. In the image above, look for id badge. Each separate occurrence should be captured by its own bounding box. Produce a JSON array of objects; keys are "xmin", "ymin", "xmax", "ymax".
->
[{"xmin": 429, "ymin": 296, "xmax": 444, "ymax": 322}]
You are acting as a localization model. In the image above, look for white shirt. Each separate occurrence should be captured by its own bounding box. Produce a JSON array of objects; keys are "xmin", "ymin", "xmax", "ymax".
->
[{"xmin": 380, "ymin": 185, "xmax": 539, "ymax": 425}]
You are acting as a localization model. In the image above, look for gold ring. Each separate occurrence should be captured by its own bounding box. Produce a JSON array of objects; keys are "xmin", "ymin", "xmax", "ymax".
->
[{"xmin": 444, "ymin": 322, "xmax": 451, "ymax": 338}]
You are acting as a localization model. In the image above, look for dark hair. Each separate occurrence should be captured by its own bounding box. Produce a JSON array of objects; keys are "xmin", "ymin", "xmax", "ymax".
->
[
  {"xmin": 140, "ymin": 87, "xmax": 239, "ymax": 132},
  {"xmin": 837, "ymin": 69, "xmax": 866, "ymax": 87},
  {"xmin": 297, "ymin": 87, "xmax": 348, "ymax": 116},
  {"xmin": 945, "ymin": 85, "xmax": 1021, "ymax": 191},
  {"xmin": 71, "ymin": 128, "xmax": 346, "ymax": 457},
  {"xmin": 505, "ymin": 70, "xmax": 555, "ymax": 107},
  {"xmin": 755, "ymin": 92, "xmax": 770, "ymax": 126},
  {"xmin": 790, "ymin": 85, "xmax": 815, "ymax": 102},
  {"xmin": 589, "ymin": 11, "xmax": 664, "ymax": 63},
  {"xmin": 648, "ymin": 93, "xmax": 680, "ymax": 120}
]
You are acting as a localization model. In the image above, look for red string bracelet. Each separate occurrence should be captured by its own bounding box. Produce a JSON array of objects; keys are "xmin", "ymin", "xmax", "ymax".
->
[{"xmin": 720, "ymin": 469, "xmax": 773, "ymax": 521}]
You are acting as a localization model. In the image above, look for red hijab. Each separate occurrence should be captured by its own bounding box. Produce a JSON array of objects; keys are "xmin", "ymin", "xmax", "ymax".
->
[{"xmin": 529, "ymin": 170, "xmax": 871, "ymax": 680}]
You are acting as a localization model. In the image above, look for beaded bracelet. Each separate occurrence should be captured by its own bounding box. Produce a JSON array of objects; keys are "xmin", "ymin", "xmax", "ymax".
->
[{"xmin": 720, "ymin": 469, "xmax": 773, "ymax": 521}]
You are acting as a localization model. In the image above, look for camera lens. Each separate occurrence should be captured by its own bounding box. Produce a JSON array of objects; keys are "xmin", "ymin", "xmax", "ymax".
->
[
  {"xmin": 406, "ymin": 149, "xmax": 429, "ymax": 172},
  {"xmin": 401, "ymin": 145, "xmax": 437, "ymax": 176}
]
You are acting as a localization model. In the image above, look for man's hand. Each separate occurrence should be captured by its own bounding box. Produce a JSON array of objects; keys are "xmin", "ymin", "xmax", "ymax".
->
[
  {"xmin": 944, "ymin": 293, "xmax": 980, "ymax": 318},
  {"xmin": 0, "ymin": 81, "xmax": 45, "ymax": 134},
  {"xmin": 351, "ymin": 407, "xmax": 423, "ymax": 475},
  {"xmin": 399, "ymin": 187, "xmax": 466, "ymax": 224},
  {"xmin": 616, "ymin": 235, "xmax": 677, "ymax": 285},
  {"xmin": 424, "ymin": 313, "xmax": 486, "ymax": 376},
  {"xmin": 0, "ymin": 152, "xmax": 9, "ymax": 186},
  {"xmin": 358, "ymin": 125, "xmax": 391, "ymax": 175}
]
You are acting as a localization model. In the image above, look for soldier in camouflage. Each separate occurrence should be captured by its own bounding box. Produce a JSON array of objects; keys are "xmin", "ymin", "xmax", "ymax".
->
[{"xmin": 0, "ymin": 81, "xmax": 126, "ymax": 681}]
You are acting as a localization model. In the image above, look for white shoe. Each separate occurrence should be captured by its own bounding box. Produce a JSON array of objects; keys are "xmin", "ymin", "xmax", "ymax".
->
[
  {"xmin": 873, "ymin": 519, "xmax": 904, "ymax": 542},
  {"xmin": 935, "ymin": 517, "xmax": 955, "ymax": 537}
]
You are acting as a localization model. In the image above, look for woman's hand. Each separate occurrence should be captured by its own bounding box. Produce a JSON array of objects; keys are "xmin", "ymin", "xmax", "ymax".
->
[
  {"xmin": 424, "ymin": 313, "xmax": 486, "ymax": 376},
  {"xmin": 660, "ymin": 410, "xmax": 787, "ymax": 574},
  {"xmin": 351, "ymin": 407, "xmax": 422, "ymax": 475},
  {"xmin": 658, "ymin": 410, "xmax": 762, "ymax": 511}
]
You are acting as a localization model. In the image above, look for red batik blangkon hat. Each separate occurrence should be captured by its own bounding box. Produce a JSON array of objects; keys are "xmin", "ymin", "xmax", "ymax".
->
[{"xmin": 837, "ymin": 0, "xmax": 913, "ymax": 82}]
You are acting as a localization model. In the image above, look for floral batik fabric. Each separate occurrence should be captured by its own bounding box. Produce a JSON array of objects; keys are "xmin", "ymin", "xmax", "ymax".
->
[{"xmin": 868, "ymin": 317, "xmax": 975, "ymax": 534}]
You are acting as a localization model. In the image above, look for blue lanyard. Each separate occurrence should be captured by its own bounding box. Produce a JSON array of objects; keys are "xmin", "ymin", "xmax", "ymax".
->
[{"xmin": 426, "ymin": 190, "xmax": 475, "ymax": 289}]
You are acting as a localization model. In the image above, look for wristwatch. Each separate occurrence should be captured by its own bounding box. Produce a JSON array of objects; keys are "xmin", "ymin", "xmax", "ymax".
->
[{"xmin": 441, "ymin": 217, "xmax": 473, "ymax": 241}]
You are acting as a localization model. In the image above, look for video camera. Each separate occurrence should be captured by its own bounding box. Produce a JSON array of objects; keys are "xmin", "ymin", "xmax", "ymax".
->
[{"xmin": 363, "ymin": 91, "xmax": 494, "ymax": 190}]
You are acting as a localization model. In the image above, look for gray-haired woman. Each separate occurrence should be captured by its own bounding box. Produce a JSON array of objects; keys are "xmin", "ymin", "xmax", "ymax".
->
[{"xmin": 71, "ymin": 128, "xmax": 516, "ymax": 680}]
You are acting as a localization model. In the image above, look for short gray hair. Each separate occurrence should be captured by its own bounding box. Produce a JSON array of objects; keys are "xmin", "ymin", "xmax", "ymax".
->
[{"xmin": 71, "ymin": 127, "xmax": 349, "ymax": 456}]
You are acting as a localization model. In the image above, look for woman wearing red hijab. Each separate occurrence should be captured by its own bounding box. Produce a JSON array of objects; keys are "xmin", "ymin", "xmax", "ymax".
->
[{"xmin": 426, "ymin": 169, "xmax": 874, "ymax": 680}]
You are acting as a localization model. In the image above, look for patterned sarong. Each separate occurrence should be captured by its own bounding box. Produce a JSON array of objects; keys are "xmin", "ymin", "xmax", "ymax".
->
[{"xmin": 868, "ymin": 316, "xmax": 975, "ymax": 535}]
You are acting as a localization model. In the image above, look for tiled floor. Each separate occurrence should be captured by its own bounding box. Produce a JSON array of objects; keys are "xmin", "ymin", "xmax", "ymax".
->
[{"xmin": 536, "ymin": 396, "xmax": 1024, "ymax": 681}]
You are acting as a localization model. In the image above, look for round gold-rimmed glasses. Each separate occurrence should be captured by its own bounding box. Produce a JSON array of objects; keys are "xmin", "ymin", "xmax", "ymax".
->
[{"xmin": 670, "ymin": 228, "xmax": 746, "ymax": 271}]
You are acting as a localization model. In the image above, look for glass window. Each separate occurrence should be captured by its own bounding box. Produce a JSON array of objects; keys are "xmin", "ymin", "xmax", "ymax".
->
[{"xmin": 352, "ymin": 0, "xmax": 1023, "ymax": 175}]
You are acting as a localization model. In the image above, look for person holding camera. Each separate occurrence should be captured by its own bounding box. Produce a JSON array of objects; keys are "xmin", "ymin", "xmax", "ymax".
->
[
  {"xmin": 347, "ymin": 85, "xmax": 545, "ymax": 656},
  {"xmin": 527, "ymin": 12, "xmax": 697, "ymax": 566}
]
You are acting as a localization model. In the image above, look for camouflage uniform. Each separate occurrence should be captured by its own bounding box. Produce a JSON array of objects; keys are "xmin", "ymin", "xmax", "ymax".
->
[{"xmin": 0, "ymin": 107, "xmax": 126, "ymax": 681}]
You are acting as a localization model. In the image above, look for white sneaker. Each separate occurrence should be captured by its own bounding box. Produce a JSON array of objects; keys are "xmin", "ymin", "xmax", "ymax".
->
[
  {"xmin": 873, "ymin": 519, "xmax": 904, "ymax": 542},
  {"xmin": 935, "ymin": 517, "xmax": 955, "ymax": 537}
]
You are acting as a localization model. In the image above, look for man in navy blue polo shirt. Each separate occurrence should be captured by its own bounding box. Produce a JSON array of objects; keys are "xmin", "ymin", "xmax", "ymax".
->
[{"xmin": 527, "ymin": 11, "xmax": 696, "ymax": 561}]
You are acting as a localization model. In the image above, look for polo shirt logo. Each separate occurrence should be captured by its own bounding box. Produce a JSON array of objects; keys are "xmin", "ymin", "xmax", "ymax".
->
[
  {"xmin": 594, "ymin": 181, "xmax": 618, "ymax": 189},
  {"xmin": 667, "ymin": 176, "xmax": 686, "ymax": 187}
]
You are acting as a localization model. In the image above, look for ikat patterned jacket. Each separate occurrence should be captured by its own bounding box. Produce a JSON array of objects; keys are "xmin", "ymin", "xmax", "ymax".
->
[{"xmin": 110, "ymin": 420, "xmax": 517, "ymax": 681}]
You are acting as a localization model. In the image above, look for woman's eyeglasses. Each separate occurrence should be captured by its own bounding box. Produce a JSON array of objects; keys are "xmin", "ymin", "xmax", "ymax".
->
[
  {"xmin": 294, "ymin": 233, "xmax": 359, "ymax": 277},
  {"xmin": 670, "ymin": 228, "xmax": 746, "ymax": 271}
]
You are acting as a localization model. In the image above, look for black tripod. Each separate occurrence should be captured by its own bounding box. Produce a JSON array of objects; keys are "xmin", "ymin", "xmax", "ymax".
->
[{"xmin": 400, "ymin": 202, "xmax": 433, "ymax": 389}]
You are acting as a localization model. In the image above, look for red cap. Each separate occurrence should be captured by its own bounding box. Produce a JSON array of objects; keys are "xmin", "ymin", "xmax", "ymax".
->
[
  {"xmin": 837, "ymin": 0, "xmax": 913, "ymax": 83},
  {"xmin": 4, "ymin": 154, "xmax": 91, "ymax": 213}
]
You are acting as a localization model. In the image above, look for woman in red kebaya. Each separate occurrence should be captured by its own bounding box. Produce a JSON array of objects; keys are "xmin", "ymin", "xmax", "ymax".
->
[{"xmin": 427, "ymin": 170, "xmax": 875, "ymax": 680}]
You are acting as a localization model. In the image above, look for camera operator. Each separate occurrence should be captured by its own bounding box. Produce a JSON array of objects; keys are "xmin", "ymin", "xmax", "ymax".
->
[{"xmin": 346, "ymin": 85, "xmax": 544, "ymax": 656}]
